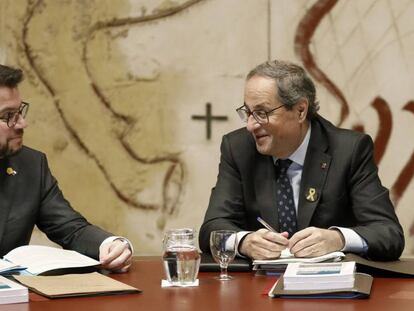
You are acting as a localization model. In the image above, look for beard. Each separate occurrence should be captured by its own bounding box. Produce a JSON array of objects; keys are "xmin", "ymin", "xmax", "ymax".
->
[
  {"xmin": 0, "ymin": 130, "xmax": 24, "ymax": 158},
  {"xmin": 0, "ymin": 142, "xmax": 22, "ymax": 158},
  {"xmin": 0, "ymin": 144, "xmax": 8, "ymax": 158}
]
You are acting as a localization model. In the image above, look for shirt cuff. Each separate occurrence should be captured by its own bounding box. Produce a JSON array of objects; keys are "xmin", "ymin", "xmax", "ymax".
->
[
  {"xmin": 235, "ymin": 231, "xmax": 251, "ymax": 257},
  {"xmin": 100, "ymin": 236, "xmax": 134, "ymax": 254},
  {"xmin": 330, "ymin": 227, "xmax": 368, "ymax": 255}
]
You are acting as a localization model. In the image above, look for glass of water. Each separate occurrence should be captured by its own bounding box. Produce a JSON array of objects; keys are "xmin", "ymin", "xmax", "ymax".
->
[
  {"xmin": 162, "ymin": 228, "xmax": 200, "ymax": 285},
  {"xmin": 209, "ymin": 230, "xmax": 237, "ymax": 281}
]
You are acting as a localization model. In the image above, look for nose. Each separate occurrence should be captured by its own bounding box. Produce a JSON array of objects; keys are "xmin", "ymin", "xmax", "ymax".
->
[
  {"xmin": 246, "ymin": 114, "xmax": 260, "ymax": 132},
  {"xmin": 14, "ymin": 114, "xmax": 28, "ymax": 129}
]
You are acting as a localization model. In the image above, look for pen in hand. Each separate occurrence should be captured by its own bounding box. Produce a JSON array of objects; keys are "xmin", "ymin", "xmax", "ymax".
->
[
  {"xmin": 257, "ymin": 216, "xmax": 291, "ymax": 257},
  {"xmin": 257, "ymin": 216, "xmax": 277, "ymax": 233}
]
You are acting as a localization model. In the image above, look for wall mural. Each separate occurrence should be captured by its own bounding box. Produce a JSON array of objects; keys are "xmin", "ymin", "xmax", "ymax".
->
[
  {"xmin": 20, "ymin": 0, "xmax": 206, "ymax": 225},
  {"xmin": 1, "ymin": 0, "xmax": 413, "ymax": 254},
  {"xmin": 295, "ymin": 0, "xmax": 414, "ymax": 237}
]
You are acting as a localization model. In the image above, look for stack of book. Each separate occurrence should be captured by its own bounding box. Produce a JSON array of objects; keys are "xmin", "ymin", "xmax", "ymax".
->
[
  {"xmin": 0, "ymin": 276, "xmax": 28, "ymax": 304},
  {"xmin": 268, "ymin": 261, "xmax": 373, "ymax": 299},
  {"xmin": 283, "ymin": 261, "xmax": 356, "ymax": 290}
]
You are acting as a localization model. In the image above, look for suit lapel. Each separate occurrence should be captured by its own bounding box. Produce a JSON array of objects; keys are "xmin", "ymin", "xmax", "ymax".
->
[
  {"xmin": 255, "ymin": 155, "xmax": 280, "ymax": 231},
  {"xmin": 0, "ymin": 156, "xmax": 19, "ymax": 247},
  {"xmin": 297, "ymin": 119, "xmax": 331, "ymax": 230}
]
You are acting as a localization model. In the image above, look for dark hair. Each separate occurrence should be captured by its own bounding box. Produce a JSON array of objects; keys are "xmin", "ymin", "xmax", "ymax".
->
[
  {"xmin": 0, "ymin": 65, "xmax": 24, "ymax": 88},
  {"xmin": 246, "ymin": 60, "xmax": 319, "ymax": 120}
]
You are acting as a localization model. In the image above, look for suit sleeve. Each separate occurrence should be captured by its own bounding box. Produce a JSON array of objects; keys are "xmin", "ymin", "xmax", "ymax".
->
[
  {"xmin": 199, "ymin": 135, "xmax": 248, "ymax": 252},
  {"xmin": 348, "ymin": 135, "xmax": 404, "ymax": 260},
  {"xmin": 36, "ymin": 154, "xmax": 112, "ymax": 259}
]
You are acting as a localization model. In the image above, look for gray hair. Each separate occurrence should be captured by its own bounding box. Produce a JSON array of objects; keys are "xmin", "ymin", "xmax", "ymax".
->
[
  {"xmin": 0, "ymin": 64, "xmax": 23, "ymax": 88},
  {"xmin": 246, "ymin": 60, "xmax": 319, "ymax": 120}
]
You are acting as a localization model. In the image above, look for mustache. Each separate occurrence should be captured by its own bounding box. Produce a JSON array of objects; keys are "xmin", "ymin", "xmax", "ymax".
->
[{"xmin": 14, "ymin": 129, "xmax": 24, "ymax": 136}]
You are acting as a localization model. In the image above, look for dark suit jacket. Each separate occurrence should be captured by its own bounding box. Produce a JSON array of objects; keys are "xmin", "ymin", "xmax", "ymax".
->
[
  {"xmin": 199, "ymin": 115, "xmax": 404, "ymax": 260},
  {"xmin": 0, "ymin": 146, "xmax": 112, "ymax": 259}
]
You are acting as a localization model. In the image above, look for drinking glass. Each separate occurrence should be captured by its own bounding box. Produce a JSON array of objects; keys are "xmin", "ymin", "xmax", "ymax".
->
[
  {"xmin": 209, "ymin": 230, "xmax": 237, "ymax": 281},
  {"xmin": 162, "ymin": 228, "xmax": 200, "ymax": 285}
]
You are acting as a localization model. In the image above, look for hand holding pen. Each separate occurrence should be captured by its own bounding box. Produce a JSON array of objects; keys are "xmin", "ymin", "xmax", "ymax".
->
[
  {"xmin": 238, "ymin": 217, "xmax": 290, "ymax": 260},
  {"xmin": 257, "ymin": 216, "xmax": 290, "ymax": 238},
  {"xmin": 256, "ymin": 216, "xmax": 277, "ymax": 232}
]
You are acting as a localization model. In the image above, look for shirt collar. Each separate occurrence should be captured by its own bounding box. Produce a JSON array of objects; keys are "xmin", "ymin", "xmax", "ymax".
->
[{"xmin": 273, "ymin": 124, "xmax": 311, "ymax": 166}]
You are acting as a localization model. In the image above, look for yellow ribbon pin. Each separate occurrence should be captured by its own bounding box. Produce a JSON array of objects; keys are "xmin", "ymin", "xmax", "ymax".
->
[
  {"xmin": 6, "ymin": 167, "xmax": 17, "ymax": 176},
  {"xmin": 306, "ymin": 187, "xmax": 317, "ymax": 202}
]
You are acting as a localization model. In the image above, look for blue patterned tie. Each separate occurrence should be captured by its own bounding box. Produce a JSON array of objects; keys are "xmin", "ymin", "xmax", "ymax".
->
[{"xmin": 275, "ymin": 159, "xmax": 297, "ymax": 237}]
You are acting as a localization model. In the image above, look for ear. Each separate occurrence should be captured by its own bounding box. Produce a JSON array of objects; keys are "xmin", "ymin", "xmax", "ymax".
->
[{"xmin": 295, "ymin": 98, "xmax": 309, "ymax": 122}]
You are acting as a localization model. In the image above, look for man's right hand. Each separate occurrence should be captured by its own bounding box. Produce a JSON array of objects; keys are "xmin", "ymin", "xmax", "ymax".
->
[{"xmin": 239, "ymin": 229, "xmax": 289, "ymax": 259}]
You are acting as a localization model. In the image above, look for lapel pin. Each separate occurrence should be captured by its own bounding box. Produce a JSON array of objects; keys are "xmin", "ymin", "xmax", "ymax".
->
[
  {"xmin": 6, "ymin": 167, "xmax": 17, "ymax": 176},
  {"xmin": 306, "ymin": 187, "xmax": 317, "ymax": 202},
  {"xmin": 321, "ymin": 162, "xmax": 327, "ymax": 169}
]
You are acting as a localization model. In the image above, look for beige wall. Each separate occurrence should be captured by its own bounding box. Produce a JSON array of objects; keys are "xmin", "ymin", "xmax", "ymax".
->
[{"xmin": 1, "ymin": 0, "xmax": 413, "ymax": 255}]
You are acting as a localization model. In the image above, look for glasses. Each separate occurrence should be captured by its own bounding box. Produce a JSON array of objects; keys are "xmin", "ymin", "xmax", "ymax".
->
[
  {"xmin": 236, "ymin": 103, "xmax": 285, "ymax": 124},
  {"xmin": 0, "ymin": 102, "xmax": 30, "ymax": 128}
]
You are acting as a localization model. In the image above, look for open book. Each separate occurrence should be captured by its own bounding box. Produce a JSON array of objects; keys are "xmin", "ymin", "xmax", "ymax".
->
[
  {"xmin": 2, "ymin": 245, "xmax": 100, "ymax": 275},
  {"xmin": 253, "ymin": 249, "xmax": 345, "ymax": 272}
]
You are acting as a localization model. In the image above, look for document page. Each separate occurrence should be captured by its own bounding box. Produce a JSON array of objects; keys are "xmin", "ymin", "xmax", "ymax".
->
[
  {"xmin": 0, "ymin": 259, "xmax": 22, "ymax": 273},
  {"xmin": 253, "ymin": 249, "xmax": 345, "ymax": 265}
]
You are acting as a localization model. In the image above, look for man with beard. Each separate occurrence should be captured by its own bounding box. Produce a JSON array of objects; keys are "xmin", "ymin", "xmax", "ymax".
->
[{"xmin": 0, "ymin": 64, "xmax": 132, "ymax": 272}]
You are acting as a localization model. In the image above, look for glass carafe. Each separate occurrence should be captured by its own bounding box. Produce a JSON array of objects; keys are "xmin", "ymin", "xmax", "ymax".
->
[{"xmin": 162, "ymin": 228, "xmax": 200, "ymax": 285}]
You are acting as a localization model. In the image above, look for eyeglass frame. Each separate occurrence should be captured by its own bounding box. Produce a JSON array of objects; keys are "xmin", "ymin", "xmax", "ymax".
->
[
  {"xmin": 0, "ymin": 101, "xmax": 30, "ymax": 128},
  {"xmin": 235, "ymin": 103, "xmax": 285, "ymax": 124}
]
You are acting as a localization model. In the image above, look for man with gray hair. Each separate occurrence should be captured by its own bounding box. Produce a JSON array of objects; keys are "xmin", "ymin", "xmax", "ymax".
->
[
  {"xmin": 199, "ymin": 60, "xmax": 404, "ymax": 261},
  {"xmin": 0, "ymin": 64, "xmax": 132, "ymax": 271}
]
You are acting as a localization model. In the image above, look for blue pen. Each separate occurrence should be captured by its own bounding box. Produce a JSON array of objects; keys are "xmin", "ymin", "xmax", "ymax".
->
[{"xmin": 257, "ymin": 216, "xmax": 277, "ymax": 233}]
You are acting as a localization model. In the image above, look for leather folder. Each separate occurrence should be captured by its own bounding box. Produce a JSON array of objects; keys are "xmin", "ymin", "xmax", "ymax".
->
[{"xmin": 345, "ymin": 254, "xmax": 414, "ymax": 277}]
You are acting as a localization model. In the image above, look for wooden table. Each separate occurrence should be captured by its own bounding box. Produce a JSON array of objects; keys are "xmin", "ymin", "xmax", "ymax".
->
[{"xmin": 2, "ymin": 256, "xmax": 414, "ymax": 311}]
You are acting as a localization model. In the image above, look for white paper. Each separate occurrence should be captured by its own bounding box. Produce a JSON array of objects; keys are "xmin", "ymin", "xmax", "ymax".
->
[
  {"xmin": 0, "ymin": 259, "xmax": 23, "ymax": 273},
  {"xmin": 253, "ymin": 250, "xmax": 345, "ymax": 266}
]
